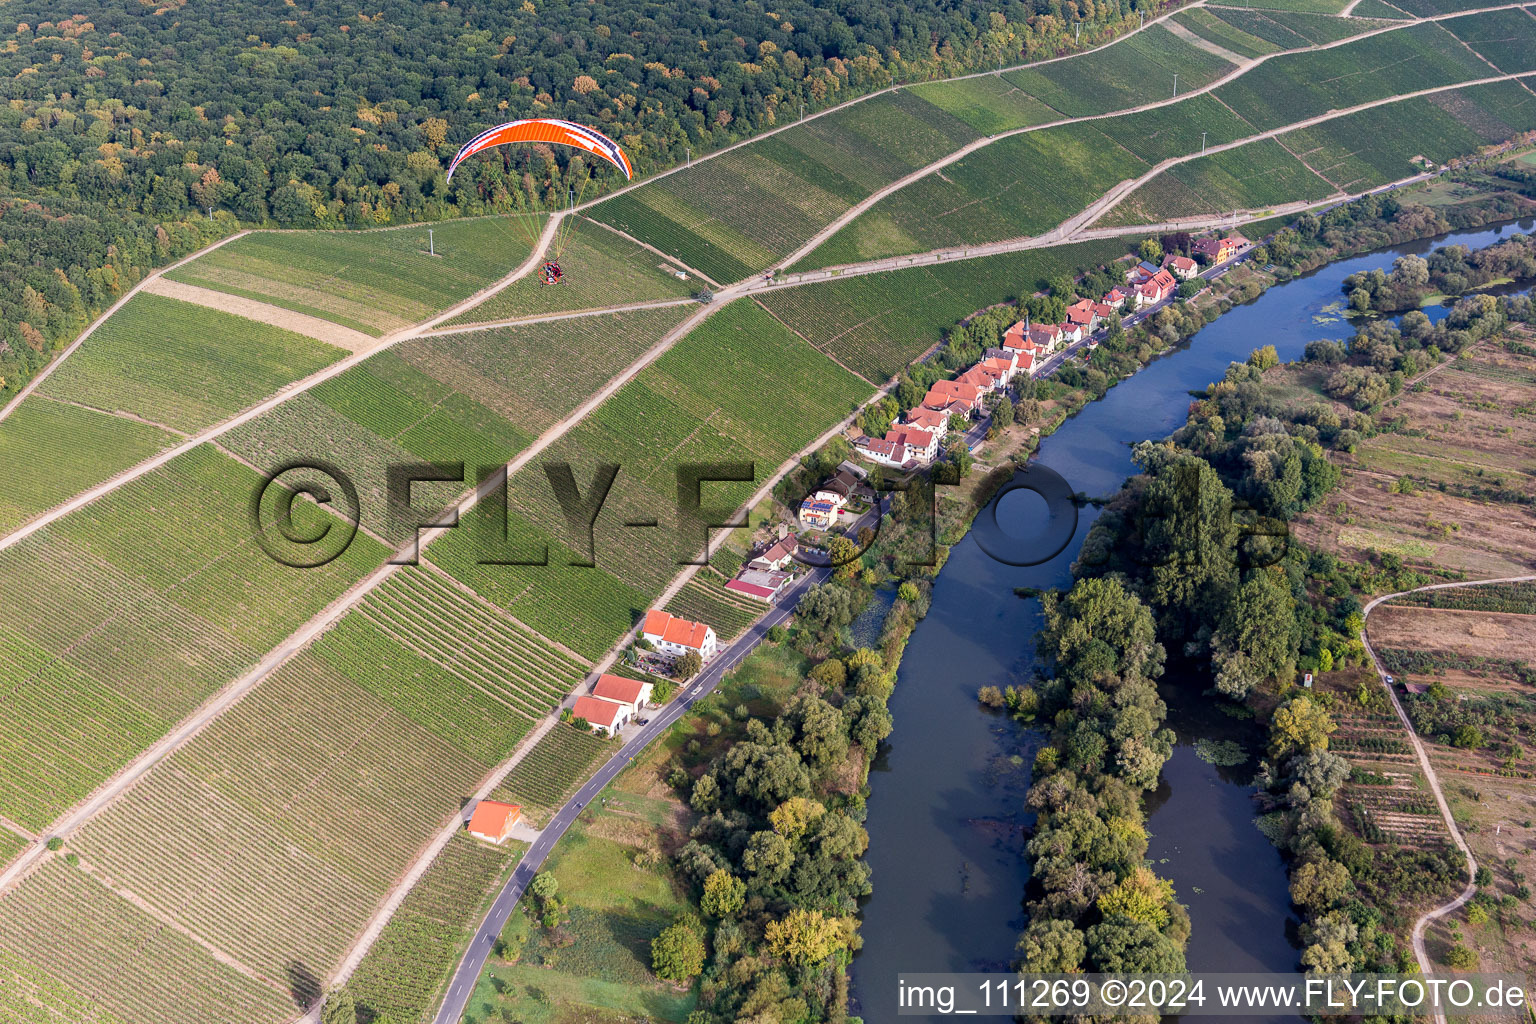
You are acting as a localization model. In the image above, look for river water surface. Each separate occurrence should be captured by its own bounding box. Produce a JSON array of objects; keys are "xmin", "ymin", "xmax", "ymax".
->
[{"xmin": 851, "ymin": 217, "xmax": 1536, "ymax": 1022}]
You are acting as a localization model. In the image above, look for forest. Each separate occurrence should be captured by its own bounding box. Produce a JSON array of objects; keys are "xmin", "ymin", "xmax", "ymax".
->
[{"xmin": 0, "ymin": 0, "xmax": 1170, "ymax": 396}]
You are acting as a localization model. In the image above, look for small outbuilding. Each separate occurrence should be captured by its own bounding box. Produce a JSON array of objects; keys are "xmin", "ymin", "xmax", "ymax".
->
[{"xmin": 467, "ymin": 800, "xmax": 523, "ymax": 844}]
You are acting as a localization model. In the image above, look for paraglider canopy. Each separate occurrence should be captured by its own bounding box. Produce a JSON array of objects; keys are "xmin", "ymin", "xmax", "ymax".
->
[{"xmin": 445, "ymin": 119, "xmax": 634, "ymax": 183}]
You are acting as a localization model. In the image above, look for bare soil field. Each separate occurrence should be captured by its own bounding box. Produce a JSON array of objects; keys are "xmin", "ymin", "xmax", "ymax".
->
[
  {"xmin": 142, "ymin": 277, "xmax": 379, "ymax": 353},
  {"xmin": 1370, "ymin": 605, "xmax": 1536, "ymax": 663}
]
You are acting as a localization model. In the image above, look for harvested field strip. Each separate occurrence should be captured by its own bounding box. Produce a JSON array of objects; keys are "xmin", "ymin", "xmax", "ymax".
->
[
  {"xmin": 0, "ymin": 397, "xmax": 177, "ymax": 535},
  {"xmin": 663, "ymin": 576, "xmax": 768, "ymax": 641},
  {"xmin": 1174, "ymin": 9, "xmax": 1283, "ymax": 58},
  {"xmin": 165, "ymin": 218, "xmax": 541, "ymax": 336},
  {"xmin": 347, "ymin": 835, "xmax": 521, "ymax": 1024},
  {"xmin": 69, "ymin": 653, "xmax": 486, "ymax": 987},
  {"xmin": 38, "ymin": 293, "xmax": 343, "ymax": 434},
  {"xmin": 491, "ymin": 725, "xmax": 616, "ymax": 827},
  {"xmin": 0, "ymin": 859, "xmax": 294, "ymax": 1024},
  {"xmin": 1369, "ymin": 607, "xmax": 1536, "ymax": 665},
  {"xmin": 0, "ymin": 447, "xmax": 386, "ymax": 831}
]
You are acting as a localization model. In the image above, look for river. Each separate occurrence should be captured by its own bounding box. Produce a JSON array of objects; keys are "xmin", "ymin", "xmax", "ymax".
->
[{"xmin": 850, "ymin": 216, "xmax": 1536, "ymax": 1022}]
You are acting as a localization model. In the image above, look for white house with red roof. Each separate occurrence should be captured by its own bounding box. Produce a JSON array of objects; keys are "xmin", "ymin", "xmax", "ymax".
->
[
  {"xmin": 641, "ymin": 609, "xmax": 718, "ymax": 662},
  {"xmin": 466, "ymin": 800, "xmax": 523, "ymax": 844},
  {"xmin": 592, "ymin": 672, "xmax": 654, "ymax": 714},
  {"xmin": 1056, "ymin": 322, "xmax": 1084, "ymax": 345},
  {"xmin": 727, "ymin": 568, "xmax": 791, "ymax": 602},
  {"xmin": 1163, "ymin": 254, "xmax": 1198, "ymax": 280},
  {"xmin": 1104, "ymin": 286, "xmax": 1132, "ymax": 308},
  {"xmin": 903, "ymin": 406, "xmax": 950, "ymax": 437},
  {"xmin": 573, "ymin": 693, "xmax": 631, "ymax": 736},
  {"xmin": 1015, "ymin": 349, "xmax": 1039, "ymax": 377},
  {"xmin": 749, "ymin": 534, "xmax": 799, "ymax": 571},
  {"xmin": 854, "ymin": 434, "xmax": 909, "ymax": 467},
  {"xmin": 1135, "ymin": 268, "xmax": 1178, "ymax": 307},
  {"xmin": 1064, "ymin": 298, "xmax": 1102, "ymax": 332},
  {"xmin": 981, "ymin": 355, "xmax": 1016, "ymax": 383},
  {"xmin": 955, "ymin": 365, "xmax": 1003, "ymax": 393},
  {"xmin": 886, "ymin": 426, "xmax": 937, "ymax": 464}
]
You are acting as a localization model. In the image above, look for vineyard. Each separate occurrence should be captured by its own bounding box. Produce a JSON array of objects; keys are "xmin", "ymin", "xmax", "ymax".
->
[
  {"xmin": 1202, "ymin": 7, "xmax": 1394, "ymax": 49},
  {"xmin": 433, "ymin": 299, "xmax": 869, "ymax": 658},
  {"xmin": 68, "ymin": 651, "xmax": 488, "ymax": 989},
  {"xmin": 663, "ymin": 574, "xmax": 769, "ymax": 641},
  {"xmin": 908, "ymin": 74, "xmax": 1063, "ymax": 134},
  {"xmin": 347, "ymin": 834, "xmax": 521, "ymax": 1024},
  {"xmin": 586, "ymin": 91, "xmax": 978, "ymax": 283},
  {"xmin": 1279, "ymin": 84, "xmax": 1534, "ymax": 194},
  {"xmin": 445, "ymin": 218, "xmax": 695, "ymax": 325},
  {"xmin": 804, "ymin": 121, "xmax": 1150, "ymax": 265},
  {"xmin": 322, "ymin": 566, "xmax": 589, "ymax": 762},
  {"xmin": 1089, "ymin": 94, "xmax": 1259, "ymax": 165},
  {"xmin": 491, "ymin": 724, "xmax": 617, "ymax": 826},
  {"xmin": 1098, "ymin": 138, "xmax": 1335, "ymax": 226},
  {"xmin": 999, "ymin": 26, "xmax": 1236, "ymax": 118},
  {"xmin": 166, "ymin": 217, "xmax": 541, "ymax": 335},
  {"xmin": 1215, "ymin": 0, "xmax": 1354, "ymax": 15},
  {"xmin": 1173, "ymin": 9, "xmax": 1283, "ymax": 59},
  {"xmin": 1442, "ymin": 7, "xmax": 1536, "ymax": 72},
  {"xmin": 0, "ymin": 858, "xmax": 295, "ymax": 1024},
  {"xmin": 0, "ymin": 446, "xmax": 385, "ymax": 830},
  {"xmin": 38, "ymin": 293, "xmax": 343, "ymax": 434},
  {"xmin": 1389, "ymin": 583, "xmax": 1536, "ymax": 616},
  {"xmin": 0, "ymin": 397, "xmax": 174, "ymax": 535},
  {"xmin": 1327, "ymin": 675, "xmax": 1449, "ymax": 849},
  {"xmin": 1211, "ymin": 23, "xmax": 1499, "ymax": 133},
  {"xmin": 764, "ymin": 236, "xmax": 1136, "ymax": 382}
]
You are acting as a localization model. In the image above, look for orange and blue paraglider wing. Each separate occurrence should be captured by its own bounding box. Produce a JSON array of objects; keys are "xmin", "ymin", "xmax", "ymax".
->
[{"xmin": 445, "ymin": 119, "xmax": 633, "ymax": 183}]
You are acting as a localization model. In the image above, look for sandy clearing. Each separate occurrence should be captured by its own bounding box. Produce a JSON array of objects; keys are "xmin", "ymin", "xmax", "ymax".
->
[{"xmin": 141, "ymin": 277, "xmax": 379, "ymax": 354}]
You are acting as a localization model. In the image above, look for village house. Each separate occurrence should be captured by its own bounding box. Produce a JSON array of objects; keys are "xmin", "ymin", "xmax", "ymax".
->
[
  {"xmin": 1104, "ymin": 285, "xmax": 1132, "ymax": 308},
  {"xmin": 1127, "ymin": 259, "xmax": 1161, "ymax": 284},
  {"xmin": 640, "ymin": 609, "xmax": 719, "ymax": 662},
  {"xmin": 466, "ymin": 800, "xmax": 523, "ymax": 844},
  {"xmin": 592, "ymin": 672, "xmax": 653, "ymax": 714},
  {"xmin": 748, "ymin": 533, "xmax": 799, "ymax": 571},
  {"xmin": 1135, "ymin": 267, "xmax": 1178, "ymax": 307},
  {"xmin": 1002, "ymin": 320, "xmax": 1029, "ymax": 350},
  {"xmin": 981, "ymin": 355, "xmax": 1016, "ymax": 383},
  {"xmin": 1192, "ymin": 234, "xmax": 1246, "ymax": 264},
  {"xmin": 1056, "ymin": 322, "xmax": 1084, "ymax": 345},
  {"xmin": 798, "ymin": 470, "xmax": 858, "ymax": 529},
  {"xmin": 1162, "ymin": 254, "xmax": 1198, "ymax": 280},
  {"xmin": 955, "ymin": 364, "xmax": 1003, "ymax": 393},
  {"xmin": 886, "ymin": 426, "xmax": 938, "ymax": 464},
  {"xmin": 1064, "ymin": 298, "xmax": 1102, "ymax": 333},
  {"xmin": 573, "ymin": 693, "xmax": 631, "ymax": 736},
  {"xmin": 798, "ymin": 498, "xmax": 837, "ymax": 530},
  {"xmin": 902, "ymin": 406, "xmax": 950, "ymax": 437},
  {"xmin": 854, "ymin": 434, "xmax": 909, "ymax": 468},
  {"xmin": 1013, "ymin": 348, "xmax": 1039, "ymax": 377},
  {"xmin": 726, "ymin": 568, "xmax": 791, "ymax": 602}
]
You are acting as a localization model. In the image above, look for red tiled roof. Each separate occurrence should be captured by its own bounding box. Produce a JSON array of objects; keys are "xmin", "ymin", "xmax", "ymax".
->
[
  {"xmin": 762, "ymin": 535, "xmax": 798, "ymax": 561},
  {"xmin": 573, "ymin": 694, "xmax": 628, "ymax": 727},
  {"xmin": 859, "ymin": 437, "xmax": 902, "ymax": 458},
  {"xmin": 642, "ymin": 609, "xmax": 671, "ymax": 636},
  {"xmin": 1016, "ymin": 350, "xmax": 1036, "ymax": 370},
  {"xmin": 593, "ymin": 673, "xmax": 646, "ymax": 705},
  {"xmin": 886, "ymin": 427, "xmax": 933, "ymax": 450},
  {"xmin": 467, "ymin": 800, "xmax": 522, "ymax": 838},
  {"xmin": 981, "ymin": 357, "xmax": 1013, "ymax": 374},
  {"xmin": 1003, "ymin": 321, "xmax": 1028, "ymax": 345},
  {"xmin": 1065, "ymin": 298, "xmax": 1097, "ymax": 325},
  {"xmin": 1164, "ymin": 255, "xmax": 1196, "ymax": 271},
  {"xmin": 725, "ymin": 579, "xmax": 777, "ymax": 599},
  {"xmin": 904, "ymin": 408, "xmax": 947, "ymax": 429},
  {"xmin": 642, "ymin": 609, "xmax": 711, "ymax": 649}
]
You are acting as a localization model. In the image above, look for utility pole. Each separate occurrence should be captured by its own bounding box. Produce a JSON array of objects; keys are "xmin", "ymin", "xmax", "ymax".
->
[
  {"xmin": 800, "ymin": 100, "xmax": 805, "ymax": 120},
  {"xmin": 1076, "ymin": 22, "xmax": 1081, "ymax": 42},
  {"xmin": 686, "ymin": 146, "xmax": 691, "ymax": 165},
  {"xmin": 207, "ymin": 206, "xmax": 213, "ymax": 221},
  {"xmin": 1172, "ymin": 73, "xmax": 1178, "ymax": 97},
  {"xmin": 1201, "ymin": 131, "xmax": 1207, "ymax": 154},
  {"xmin": 429, "ymin": 228, "xmax": 435, "ymax": 256}
]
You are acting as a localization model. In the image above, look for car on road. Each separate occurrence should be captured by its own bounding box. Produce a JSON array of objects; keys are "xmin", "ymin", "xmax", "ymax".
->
[{"xmin": 1385, "ymin": 674, "xmax": 1395, "ymax": 685}]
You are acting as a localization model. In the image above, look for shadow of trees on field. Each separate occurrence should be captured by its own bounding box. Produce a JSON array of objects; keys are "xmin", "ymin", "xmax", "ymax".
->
[{"xmin": 286, "ymin": 960, "xmax": 322, "ymax": 1010}]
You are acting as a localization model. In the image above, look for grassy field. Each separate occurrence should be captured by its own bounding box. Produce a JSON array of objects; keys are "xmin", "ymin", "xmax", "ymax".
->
[
  {"xmin": 222, "ymin": 305, "xmax": 693, "ymax": 537},
  {"xmin": 1211, "ymin": 23, "xmax": 1501, "ymax": 132},
  {"xmin": 662, "ymin": 573, "xmax": 769, "ymax": 641},
  {"xmin": 1441, "ymin": 6, "xmax": 1536, "ymax": 72},
  {"xmin": 0, "ymin": 398, "xmax": 176, "ymax": 534},
  {"xmin": 67, "ymin": 651, "xmax": 489, "ymax": 988},
  {"xmin": 799, "ymin": 120, "xmax": 1150, "ymax": 265},
  {"xmin": 430, "ymin": 300, "xmax": 871, "ymax": 657},
  {"xmin": 0, "ymin": 858, "xmax": 295, "ymax": 1024},
  {"xmin": 463, "ymin": 815, "xmax": 695, "ymax": 1024},
  {"xmin": 999, "ymin": 26, "xmax": 1236, "ymax": 118},
  {"xmin": 445, "ymin": 218, "xmax": 698, "ymax": 324},
  {"xmin": 765, "ymin": 236, "xmax": 1136, "ymax": 382},
  {"xmin": 586, "ymin": 91, "xmax": 979, "ymax": 283},
  {"xmin": 907, "ymin": 74, "xmax": 1065, "ymax": 134},
  {"xmin": 38, "ymin": 293, "xmax": 343, "ymax": 433},
  {"xmin": 347, "ymin": 835, "xmax": 523, "ymax": 1024},
  {"xmin": 1099, "ymin": 138, "xmax": 1336, "ymax": 225},
  {"xmin": 491, "ymin": 725, "xmax": 617, "ymax": 827},
  {"xmin": 0, "ymin": 445, "xmax": 386, "ymax": 831},
  {"xmin": 166, "ymin": 217, "xmax": 542, "ymax": 335}
]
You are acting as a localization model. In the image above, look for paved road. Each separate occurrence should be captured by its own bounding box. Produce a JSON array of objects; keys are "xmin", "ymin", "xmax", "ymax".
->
[
  {"xmin": 1359, "ymin": 574, "xmax": 1536, "ymax": 1024},
  {"xmin": 429, "ymin": 500, "xmax": 885, "ymax": 1024}
]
